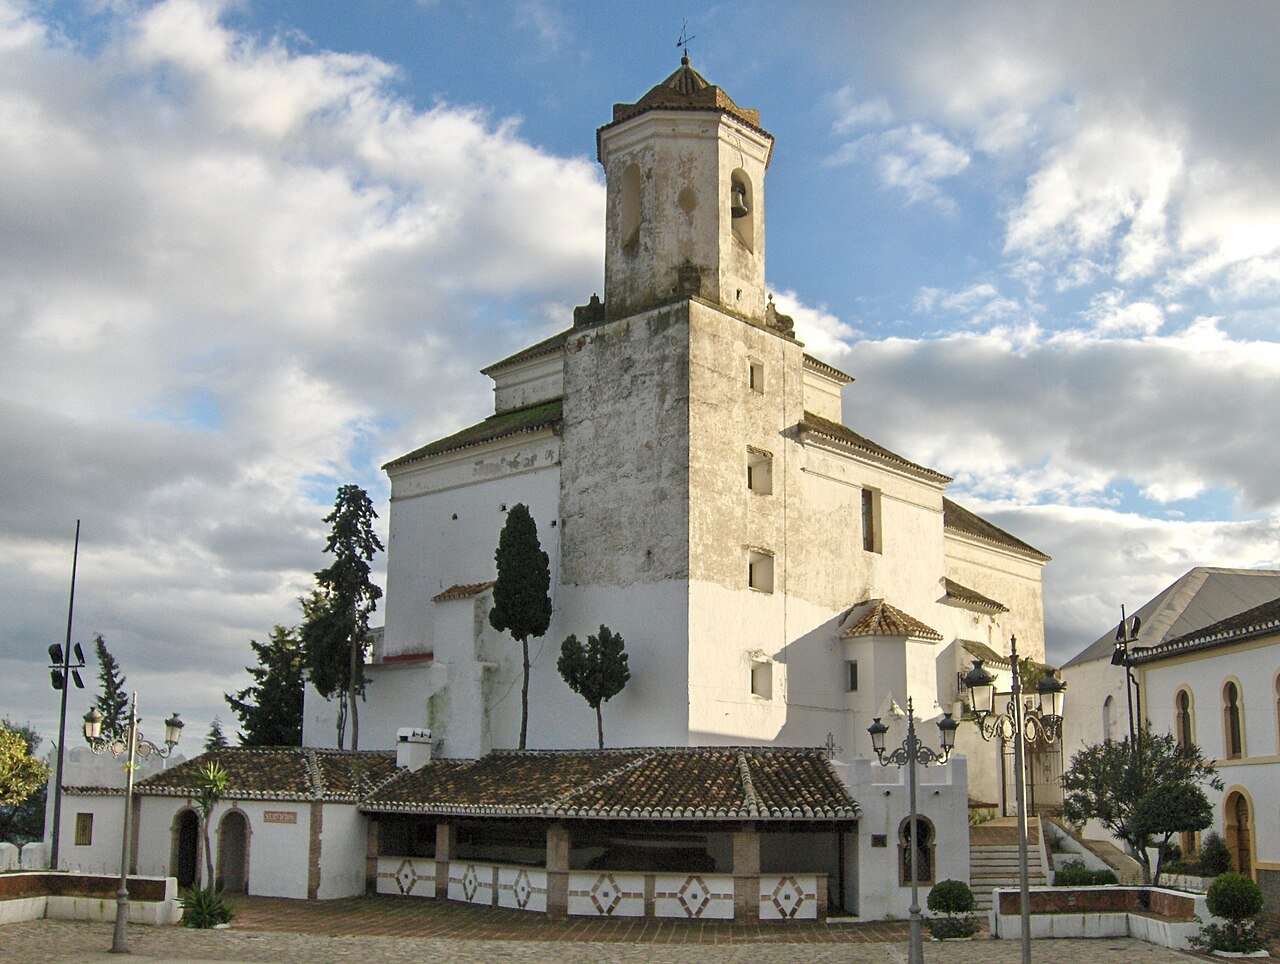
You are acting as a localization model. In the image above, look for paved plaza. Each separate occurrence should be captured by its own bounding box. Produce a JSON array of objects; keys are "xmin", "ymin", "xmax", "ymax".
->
[{"xmin": 0, "ymin": 894, "xmax": 1214, "ymax": 962}]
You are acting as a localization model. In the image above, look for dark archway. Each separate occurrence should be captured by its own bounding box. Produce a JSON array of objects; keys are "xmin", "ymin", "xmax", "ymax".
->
[
  {"xmin": 1225, "ymin": 791, "xmax": 1253, "ymax": 878},
  {"xmin": 217, "ymin": 810, "xmax": 250, "ymax": 893},
  {"xmin": 171, "ymin": 809, "xmax": 199, "ymax": 888}
]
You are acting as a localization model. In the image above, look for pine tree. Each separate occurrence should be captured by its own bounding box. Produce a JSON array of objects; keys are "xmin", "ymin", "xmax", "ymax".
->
[
  {"xmin": 300, "ymin": 485, "xmax": 383, "ymax": 751},
  {"xmin": 204, "ymin": 718, "xmax": 229, "ymax": 752},
  {"xmin": 489, "ymin": 503, "xmax": 552, "ymax": 749},
  {"xmin": 558, "ymin": 625, "xmax": 631, "ymax": 749},
  {"xmin": 92, "ymin": 635, "xmax": 129, "ymax": 740},
  {"xmin": 225, "ymin": 626, "xmax": 305, "ymax": 747}
]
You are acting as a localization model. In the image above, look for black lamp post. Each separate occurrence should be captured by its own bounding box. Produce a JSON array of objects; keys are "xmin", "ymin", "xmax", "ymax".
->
[
  {"xmin": 867, "ymin": 697, "xmax": 958, "ymax": 964},
  {"xmin": 1111, "ymin": 605, "xmax": 1143, "ymax": 761},
  {"xmin": 962, "ymin": 635, "xmax": 1066, "ymax": 964},
  {"xmin": 83, "ymin": 694, "xmax": 183, "ymax": 954}
]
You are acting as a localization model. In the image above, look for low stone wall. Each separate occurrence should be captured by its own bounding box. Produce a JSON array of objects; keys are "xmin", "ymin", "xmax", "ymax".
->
[
  {"xmin": 991, "ymin": 885, "xmax": 1208, "ymax": 951},
  {"xmin": 0, "ymin": 872, "xmax": 180, "ymax": 926},
  {"xmin": 374, "ymin": 855, "xmax": 823, "ymax": 921}
]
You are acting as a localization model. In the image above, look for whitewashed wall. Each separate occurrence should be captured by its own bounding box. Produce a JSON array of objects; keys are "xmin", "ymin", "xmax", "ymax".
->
[{"xmin": 316, "ymin": 803, "xmax": 369, "ymax": 899}]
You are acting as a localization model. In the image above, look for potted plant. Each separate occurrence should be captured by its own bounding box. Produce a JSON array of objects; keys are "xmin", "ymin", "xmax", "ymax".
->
[
  {"xmin": 1192, "ymin": 872, "xmax": 1269, "ymax": 957},
  {"xmin": 926, "ymin": 879, "xmax": 978, "ymax": 940}
]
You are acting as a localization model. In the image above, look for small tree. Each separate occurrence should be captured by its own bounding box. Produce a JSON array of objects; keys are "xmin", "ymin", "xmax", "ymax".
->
[
  {"xmin": 1198, "ymin": 831, "xmax": 1232, "ymax": 877},
  {"xmin": 0, "ymin": 721, "xmax": 46, "ymax": 843},
  {"xmin": 226, "ymin": 626, "xmax": 305, "ymax": 746},
  {"xmin": 1193, "ymin": 872, "xmax": 1266, "ymax": 954},
  {"xmin": 489, "ymin": 504, "xmax": 552, "ymax": 750},
  {"xmin": 1130, "ymin": 780, "xmax": 1213, "ymax": 884},
  {"xmin": 193, "ymin": 761, "xmax": 228, "ymax": 890},
  {"xmin": 926, "ymin": 879, "xmax": 978, "ymax": 939},
  {"xmin": 93, "ymin": 634, "xmax": 129, "ymax": 740},
  {"xmin": 0, "ymin": 724, "xmax": 49, "ymax": 808},
  {"xmin": 301, "ymin": 485, "xmax": 384, "ymax": 750},
  {"xmin": 558, "ymin": 625, "xmax": 631, "ymax": 749},
  {"xmin": 204, "ymin": 719, "xmax": 229, "ymax": 752},
  {"xmin": 1061, "ymin": 731, "xmax": 1221, "ymax": 884}
]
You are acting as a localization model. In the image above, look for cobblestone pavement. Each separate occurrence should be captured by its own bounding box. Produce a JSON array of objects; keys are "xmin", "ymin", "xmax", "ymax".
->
[{"xmin": 0, "ymin": 919, "xmax": 1204, "ymax": 962}]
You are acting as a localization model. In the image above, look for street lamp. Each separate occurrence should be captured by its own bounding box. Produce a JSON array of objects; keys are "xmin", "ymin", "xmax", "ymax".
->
[
  {"xmin": 962, "ymin": 635, "xmax": 1066, "ymax": 964},
  {"xmin": 1111, "ymin": 606, "xmax": 1143, "ymax": 756},
  {"xmin": 867, "ymin": 697, "xmax": 958, "ymax": 964},
  {"xmin": 83, "ymin": 694, "xmax": 183, "ymax": 954}
]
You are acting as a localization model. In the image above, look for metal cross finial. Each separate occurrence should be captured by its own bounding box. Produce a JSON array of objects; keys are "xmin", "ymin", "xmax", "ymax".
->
[
  {"xmin": 676, "ymin": 19, "xmax": 695, "ymax": 64},
  {"xmin": 823, "ymin": 731, "xmax": 844, "ymax": 759}
]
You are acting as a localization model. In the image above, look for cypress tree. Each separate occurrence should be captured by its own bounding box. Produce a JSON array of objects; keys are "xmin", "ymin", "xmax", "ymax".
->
[
  {"xmin": 204, "ymin": 718, "xmax": 229, "ymax": 752},
  {"xmin": 489, "ymin": 503, "xmax": 552, "ymax": 750},
  {"xmin": 226, "ymin": 625, "xmax": 305, "ymax": 747},
  {"xmin": 92, "ymin": 635, "xmax": 129, "ymax": 740}
]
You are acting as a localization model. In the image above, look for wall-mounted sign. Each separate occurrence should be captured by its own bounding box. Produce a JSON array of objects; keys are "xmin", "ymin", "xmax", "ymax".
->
[{"xmin": 263, "ymin": 810, "xmax": 298, "ymax": 825}]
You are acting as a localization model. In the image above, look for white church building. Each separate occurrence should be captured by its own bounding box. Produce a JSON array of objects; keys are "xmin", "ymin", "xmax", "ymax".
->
[{"xmin": 53, "ymin": 57, "xmax": 1055, "ymax": 922}]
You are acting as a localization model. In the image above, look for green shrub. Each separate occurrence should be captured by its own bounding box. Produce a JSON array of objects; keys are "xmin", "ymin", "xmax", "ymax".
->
[
  {"xmin": 1053, "ymin": 861, "xmax": 1118, "ymax": 886},
  {"xmin": 180, "ymin": 887, "xmax": 233, "ymax": 928},
  {"xmin": 1198, "ymin": 831, "xmax": 1231, "ymax": 877},
  {"xmin": 1193, "ymin": 873, "xmax": 1267, "ymax": 954},
  {"xmin": 926, "ymin": 879, "xmax": 977, "ymax": 939}
]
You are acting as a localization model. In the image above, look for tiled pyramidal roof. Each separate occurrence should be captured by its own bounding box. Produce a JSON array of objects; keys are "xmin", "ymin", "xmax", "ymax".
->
[
  {"xmin": 361, "ymin": 746, "xmax": 858, "ymax": 821},
  {"xmin": 841, "ymin": 599, "xmax": 943, "ymax": 642},
  {"xmin": 943, "ymin": 578, "xmax": 1009, "ymax": 613},
  {"xmin": 136, "ymin": 747, "xmax": 398, "ymax": 803}
]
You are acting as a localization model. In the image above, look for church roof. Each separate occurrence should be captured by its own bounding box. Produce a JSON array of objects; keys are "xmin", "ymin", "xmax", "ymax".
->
[
  {"xmin": 361, "ymin": 746, "xmax": 857, "ymax": 821},
  {"xmin": 135, "ymin": 747, "xmax": 398, "ymax": 803},
  {"xmin": 840, "ymin": 599, "xmax": 943, "ymax": 642},
  {"xmin": 433, "ymin": 581, "xmax": 495, "ymax": 602},
  {"xmin": 1063, "ymin": 567, "xmax": 1280, "ymax": 668},
  {"xmin": 384, "ymin": 398, "xmax": 563, "ymax": 470},
  {"xmin": 597, "ymin": 56, "xmax": 773, "ymax": 163},
  {"xmin": 798, "ymin": 411, "xmax": 951, "ymax": 483},
  {"xmin": 480, "ymin": 328, "xmax": 573, "ymax": 375},
  {"xmin": 941, "ymin": 498, "xmax": 1050, "ymax": 562},
  {"xmin": 1130, "ymin": 594, "xmax": 1280, "ymax": 665},
  {"xmin": 944, "ymin": 578, "xmax": 1009, "ymax": 613}
]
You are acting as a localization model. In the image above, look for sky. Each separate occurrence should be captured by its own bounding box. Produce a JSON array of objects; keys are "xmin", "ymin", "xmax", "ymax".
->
[{"xmin": 3, "ymin": 0, "xmax": 1279, "ymax": 747}]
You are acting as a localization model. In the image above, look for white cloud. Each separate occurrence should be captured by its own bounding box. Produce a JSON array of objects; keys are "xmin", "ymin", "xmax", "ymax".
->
[
  {"xmin": 915, "ymin": 283, "xmax": 1021, "ymax": 324},
  {"xmin": 830, "ymin": 123, "xmax": 970, "ymax": 210},
  {"xmin": 768, "ymin": 289, "xmax": 860, "ymax": 360},
  {"xmin": 0, "ymin": 0, "xmax": 603, "ymax": 738},
  {"xmin": 830, "ymin": 85, "xmax": 894, "ymax": 132},
  {"xmin": 1084, "ymin": 291, "xmax": 1164, "ymax": 335}
]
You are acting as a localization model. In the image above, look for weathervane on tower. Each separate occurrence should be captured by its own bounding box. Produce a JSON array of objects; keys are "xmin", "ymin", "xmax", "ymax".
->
[{"xmin": 676, "ymin": 19, "xmax": 695, "ymax": 64}]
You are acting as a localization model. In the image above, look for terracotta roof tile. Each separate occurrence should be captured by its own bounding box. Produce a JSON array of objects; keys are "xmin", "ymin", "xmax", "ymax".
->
[
  {"xmin": 1132, "ymin": 595, "xmax": 1280, "ymax": 664},
  {"xmin": 944, "ymin": 578, "xmax": 1009, "ymax": 613},
  {"xmin": 798, "ymin": 412, "xmax": 950, "ymax": 483},
  {"xmin": 942, "ymin": 498, "xmax": 1050, "ymax": 561},
  {"xmin": 480, "ymin": 328, "xmax": 572, "ymax": 375},
  {"xmin": 384, "ymin": 399, "xmax": 562, "ymax": 470},
  {"xmin": 362, "ymin": 747, "xmax": 857, "ymax": 821},
  {"xmin": 136, "ymin": 747, "xmax": 397, "ymax": 802},
  {"xmin": 432, "ymin": 581, "xmax": 495, "ymax": 603},
  {"xmin": 841, "ymin": 599, "xmax": 943, "ymax": 642}
]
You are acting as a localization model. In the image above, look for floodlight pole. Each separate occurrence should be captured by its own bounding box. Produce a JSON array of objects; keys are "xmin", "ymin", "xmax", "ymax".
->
[{"xmin": 50, "ymin": 519, "xmax": 80, "ymax": 871}]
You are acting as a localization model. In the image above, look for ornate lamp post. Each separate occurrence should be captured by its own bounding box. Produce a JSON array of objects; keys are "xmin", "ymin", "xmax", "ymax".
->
[
  {"xmin": 1111, "ymin": 605, "xmax": 1143, "ymax": 760},
  {"xmin": 962, "ymin": 635, "xmax": 1066, "ymax": 964},
  {"xmin": 868, "ymin": 697, "xmax": 959, "ymax": 964},
  {"xmin": 83, "ymin": 694, "xmax": 183, "ymax": 954}
]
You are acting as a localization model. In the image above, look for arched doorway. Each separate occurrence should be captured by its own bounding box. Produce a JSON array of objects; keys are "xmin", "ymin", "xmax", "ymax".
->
[
  {"xmin": 217, "ymin": 810, "xmax": 250, "ymax": 893},
  {"xmin": 171, "ymin": 809, "xmax": 199, "ymax": 888},
  {"xmin": 1224, "ymin": 791, "xmax": 1254, "ymax": 878}
]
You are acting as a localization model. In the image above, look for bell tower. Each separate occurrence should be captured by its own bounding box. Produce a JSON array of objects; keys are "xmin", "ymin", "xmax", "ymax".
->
[{"xmin": 596, "ymin": 57, "xmax": 774, "ymax": 322}]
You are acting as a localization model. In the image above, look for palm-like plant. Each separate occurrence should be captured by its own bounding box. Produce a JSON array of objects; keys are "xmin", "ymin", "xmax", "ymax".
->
[{"xmin": 194, "ymin": 761, "xmax": 228, "ymax": 889}]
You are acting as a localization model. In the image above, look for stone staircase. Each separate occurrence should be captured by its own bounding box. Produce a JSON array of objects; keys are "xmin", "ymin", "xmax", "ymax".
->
[{"xmin": 969, "ymin": 818, "xmax": 1049, "ymax": 914}]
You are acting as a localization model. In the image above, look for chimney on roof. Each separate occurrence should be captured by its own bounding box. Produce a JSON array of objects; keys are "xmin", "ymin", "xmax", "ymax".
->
[{"xmin": 396, "ymin": 728, "xmax": 433, "ymax": 771}]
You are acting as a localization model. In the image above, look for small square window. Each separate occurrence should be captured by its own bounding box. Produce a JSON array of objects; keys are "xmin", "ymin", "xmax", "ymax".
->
[
  {"xmin": 74, "ymin": 812, "xmax": 93, "ymax": 846},
  {"xmin": 748, "ymin": 361, "xmax": 765, "ymax": 393},
  {"xmin": 751, "ymin": 661, "xmax": 773, "ymax": 699},
  {"xmin": 747, "ymin": 449, "xmax": 773, "ymax": 494},
  {"xmin": 748, "ymin": 550, "xmax": 774, "ymax": 593},
  {"xmin": 861, "ymin": 487, "xmax": 882, "ymax": 554},
  {"xmin": 847, "ymin": 660, "xmax": 859, "ymax": 693}
]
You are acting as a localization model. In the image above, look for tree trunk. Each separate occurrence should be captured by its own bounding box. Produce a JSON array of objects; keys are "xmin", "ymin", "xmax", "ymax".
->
[
  {"xmin": 348, "ymin": 634, "xmax": 360, "ymax": 751},
  {"xmin": 202, "ymin": 822, "xmax": 214, "ymax": 891},
  {"xmin": 336, "ymin": 693, "xmax": 347, "ymax": 750},
  {"xmin": 519, "ymin": 636, "xmax": 530, "ymax": 750},
  {"xmin": 595, "ymin": 704, "xmax": 603, "ymax": 749}
]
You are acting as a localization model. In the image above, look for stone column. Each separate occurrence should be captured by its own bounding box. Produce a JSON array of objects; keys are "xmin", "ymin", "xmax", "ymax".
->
[
  {"xmin": 732, "ymin": 826, "xmax": 761, "ymax": 922},
  {"xmin": 435, "ymin": 823, "xmax": 455, "ymax": 900},
  {"xmin": 546, "ymin": 822, "xmax": 571, "ymax": 918}
]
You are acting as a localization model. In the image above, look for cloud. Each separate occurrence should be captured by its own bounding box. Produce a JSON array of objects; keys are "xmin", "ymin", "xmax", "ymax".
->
[
  {"xmin": 1085, "ymin": 291, "xmax": 1164, "ymax": 335},
  {"xmin": 915, "ymin": 283, "xmax": 1022, "ymax": 325},
  {"xmin": 829, "ymin": 85, "xmax": 894, "ymax": 132},
  {"xmin": 769, "ymin": 289, "xmax": 860, "ymax": 360},
  {"xmin": 830, "ymin": 124, "xmax": 970, "ymax": 210},
  {"xmin": 0, "ymin": 0, "xmax": 603, "ymax": 739}
]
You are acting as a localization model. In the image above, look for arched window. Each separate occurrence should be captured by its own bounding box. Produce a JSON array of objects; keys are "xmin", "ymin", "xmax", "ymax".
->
[
  {"xmin": 1224, "ymin": 790, "xmax": 1254, "ymax": 878},
  {"xmin": 1102, "ymin": 695, "xmax": 1114, "ymax": 741},
  {"xmin": 729, "ymin": 169, "xmax": 754, "ymax": 252},
  {"xmin": 1174, "ymin": 688, "xmax": 1193, "ymax": 750},
  {"xmin": 897, "ymin": 816, "xmax": 935, "ymax": 886},
  {"xmin": 1223, "ymin": 681, "xmax": 1243, "ymax": 759}
]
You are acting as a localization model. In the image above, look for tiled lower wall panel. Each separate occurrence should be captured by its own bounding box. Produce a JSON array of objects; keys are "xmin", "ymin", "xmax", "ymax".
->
[
  {"xmin": 759, "ymin": 874, "xmax": 819, "ymax": 920},
  {"xmin": 448, "ymin": 862, "xmax": 497, "ymax": 906},
  {"xmin": 497, "ymin": 866, "xmax": 547, "ymax": 913},
  {"xmin": 654, "ymin": 874, "xmax": 734, "ymax": 919},
  {"xmin": 375, "ymin": 856, "xmax": 436, "ymax": 897},
  {"xmin": 567, "ymin": 872, "xmax": 645, "ymax": 917}
]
